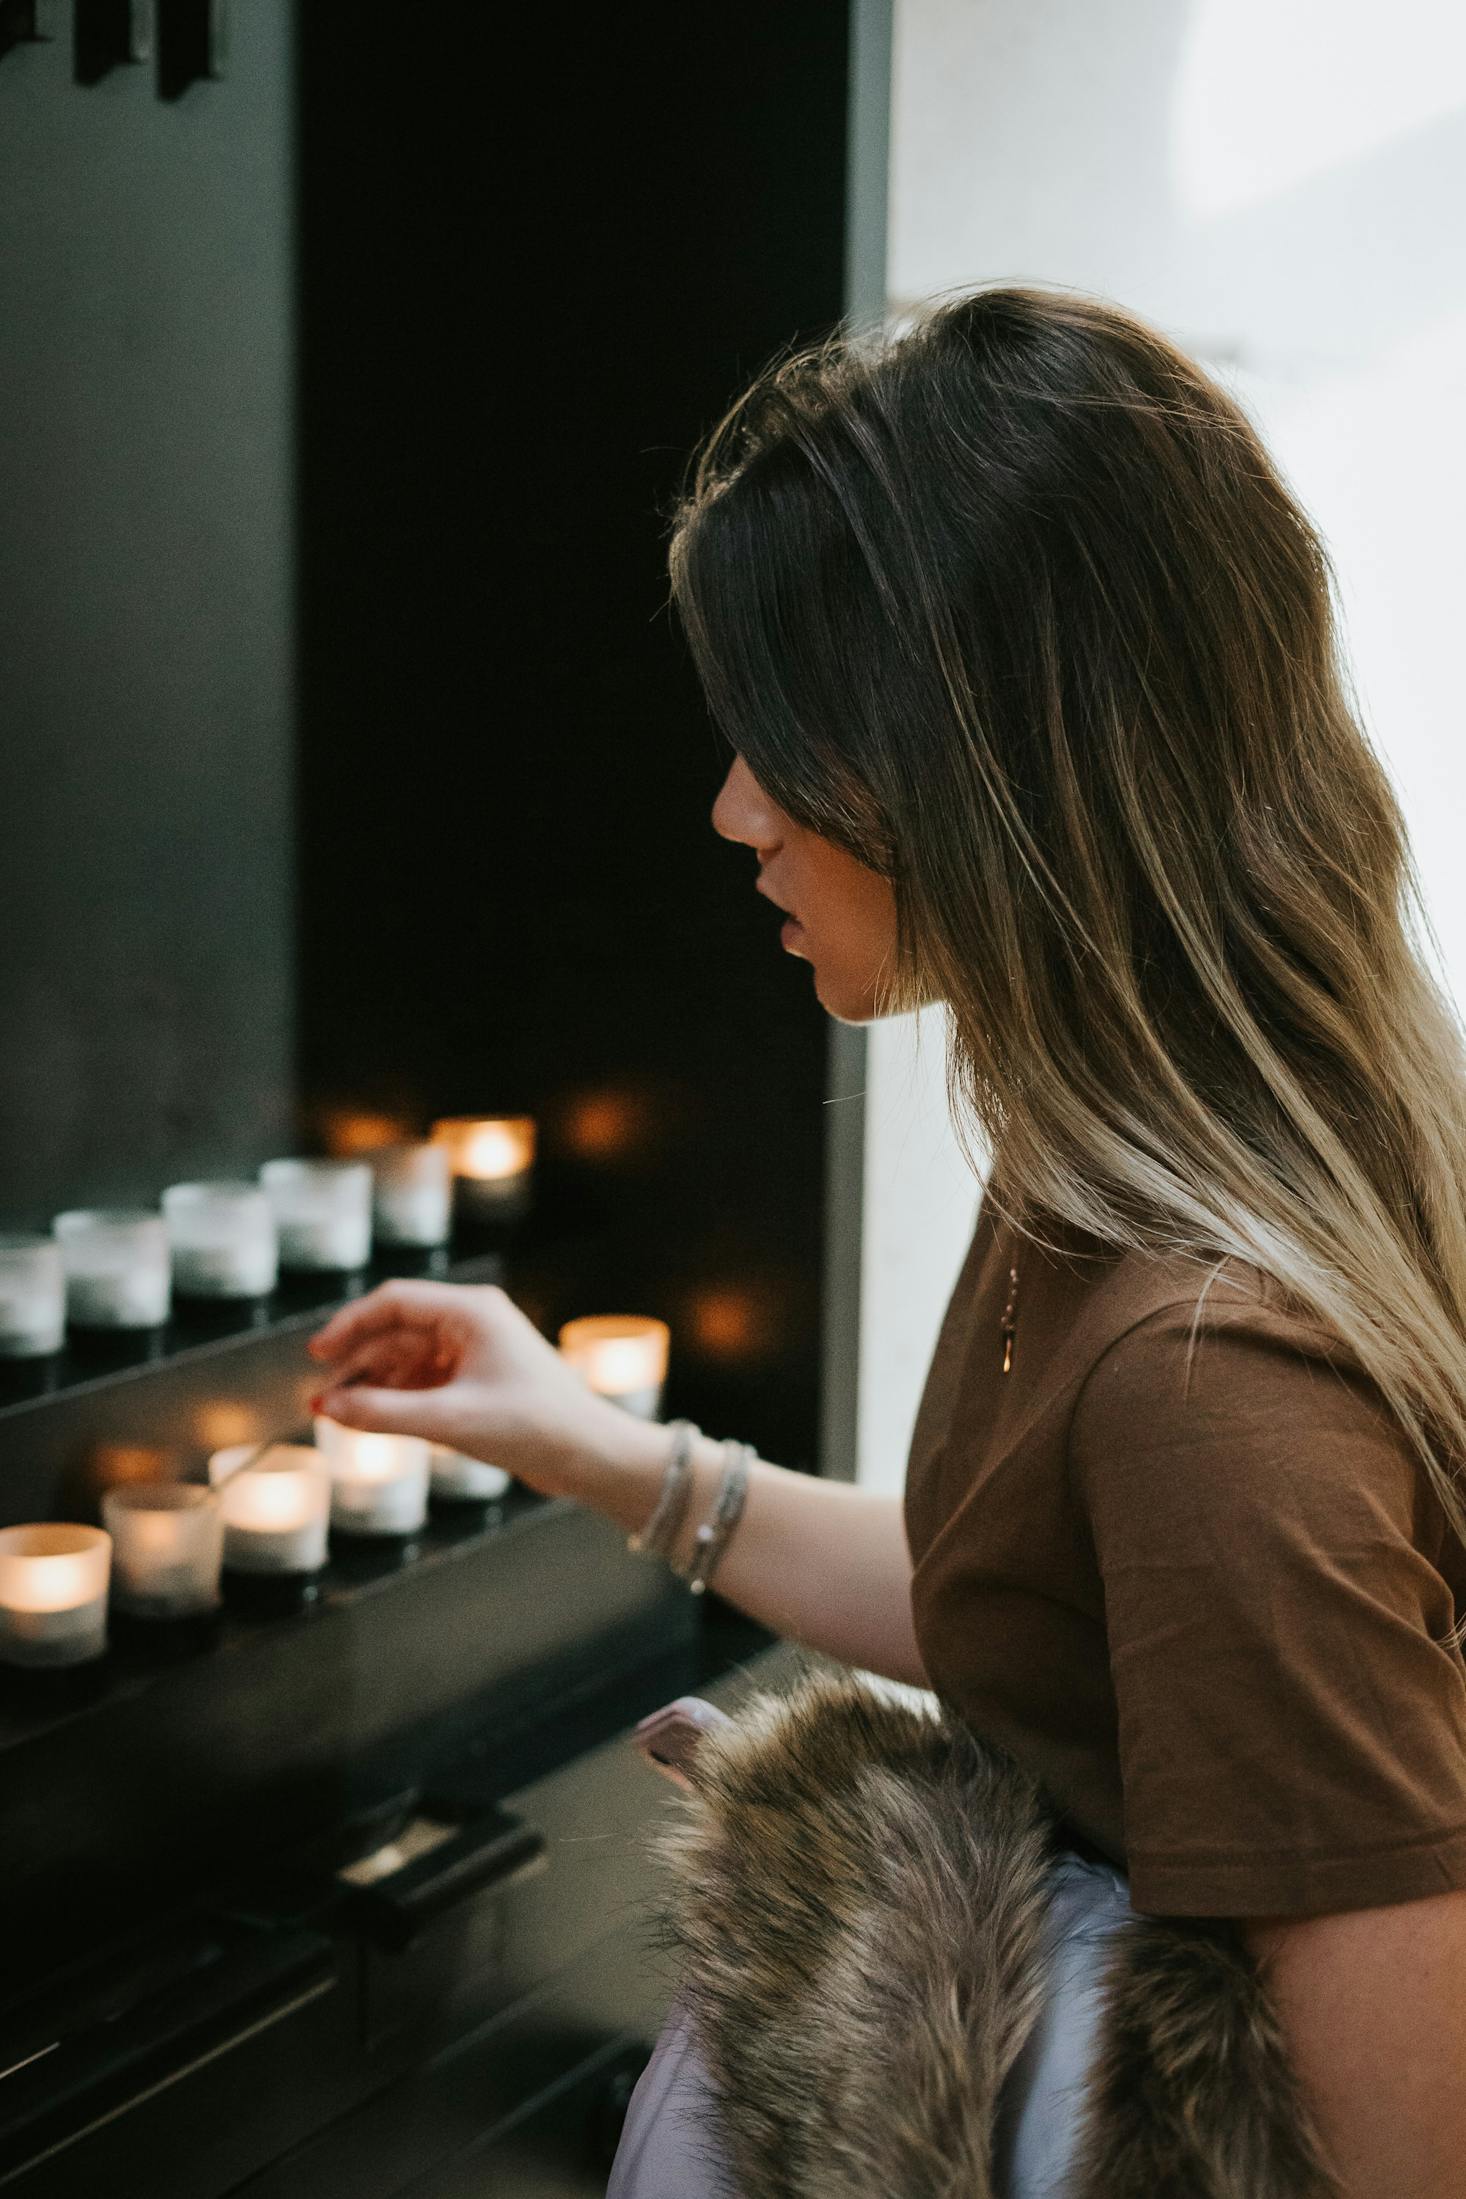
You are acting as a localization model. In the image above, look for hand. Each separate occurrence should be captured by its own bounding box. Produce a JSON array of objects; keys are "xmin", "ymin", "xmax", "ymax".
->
[{"xmin": 306, "ymin": 1279, "xmax": 628, "ymax": 1499}]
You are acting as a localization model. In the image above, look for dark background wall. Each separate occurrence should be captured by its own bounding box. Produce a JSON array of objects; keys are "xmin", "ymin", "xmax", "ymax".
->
[
  {"xmin": 0, "ymin": 5, "xmax": 297, "ymax": 1220},
  {"xmin": 293, "ymin": 8, "xmax": 849, "ymax": 1467},
  {"xmin": 0, "ymin": 3, "xmax": 851, "ymax": 1474}
]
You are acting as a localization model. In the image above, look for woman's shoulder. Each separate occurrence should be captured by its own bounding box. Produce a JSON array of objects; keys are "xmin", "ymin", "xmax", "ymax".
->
[{"xmin": 1059, "ymin": 1240, "xmax": 1431, "ymax": 1544}]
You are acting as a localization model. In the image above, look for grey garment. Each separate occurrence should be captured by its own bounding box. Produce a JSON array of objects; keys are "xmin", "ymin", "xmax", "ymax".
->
[{"xmin": 606, "ymin": 1846, "xmax": 1135, "ymax": 2199}]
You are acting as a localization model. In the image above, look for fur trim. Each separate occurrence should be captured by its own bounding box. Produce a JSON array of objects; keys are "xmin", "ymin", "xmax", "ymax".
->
[{"xmin": 655, "ymin": 1666, "xmax": 1341, "ymax": 2199}]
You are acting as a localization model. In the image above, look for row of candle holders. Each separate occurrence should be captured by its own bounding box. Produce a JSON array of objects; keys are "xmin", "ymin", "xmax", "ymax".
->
[
  {"xmin": 0, "ymin": 1117, "xmax": 537, "ymax": 1358},
  {"xmin": 0, "ymin": 1313, "xmax": 675, "ymax": 1671},
  {"xmin": 0, "ymin": 1427, "xmax": 510, "ymax": 1671}
]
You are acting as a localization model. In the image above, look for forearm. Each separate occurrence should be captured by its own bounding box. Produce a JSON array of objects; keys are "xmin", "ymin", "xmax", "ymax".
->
[{"xmin": 573, "ymin": 1412, "xmax": 929, "ymax": 1687}]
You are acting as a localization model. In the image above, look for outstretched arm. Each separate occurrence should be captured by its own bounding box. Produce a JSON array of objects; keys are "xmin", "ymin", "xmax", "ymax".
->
[{"xmin": 309, "ymin": 1278, "xmax": 929, "ymax": 1689}]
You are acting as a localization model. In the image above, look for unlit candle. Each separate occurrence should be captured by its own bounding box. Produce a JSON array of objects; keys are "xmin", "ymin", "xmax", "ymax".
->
[
  {"xmin": 0, "ymin": 1234, "xmax": 66, "ymax": 1359},
  {"xmin": 259, "ymin": 1159, "xmax": 372, "ymax": 1273},
  {"xmin": 55, "ymin": 1209, "xmax": 172, "ymax": 1330},
  {"xmin": 163, "ymin": 1182, "xmax": 279, "ymax": 1299},
  {"xmin": 370, "ymin": 1143, "xmax": 453, "ymax": 1249},
  {"xmin": 429, "ymin": 1444, "xmax": 512, "ymax": 1503},
  {"xmin": 101, "ymin": 1483, "xmax": 224, "ymax": 1618}
]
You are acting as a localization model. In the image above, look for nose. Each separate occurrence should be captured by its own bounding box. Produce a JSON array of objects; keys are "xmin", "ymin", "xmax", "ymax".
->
[{"xmin": 711, "ymin": 753, "xmax": 782, "ymax": 852}]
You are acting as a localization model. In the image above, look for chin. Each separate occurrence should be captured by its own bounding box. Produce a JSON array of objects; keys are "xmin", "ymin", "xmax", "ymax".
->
[{"xmin": 812, "ymin": 967, "xmax": 882, "ymax": 1025}]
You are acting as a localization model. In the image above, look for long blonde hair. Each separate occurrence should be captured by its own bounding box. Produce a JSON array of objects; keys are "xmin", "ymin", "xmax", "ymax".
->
[{"xmin": 667, "ymin": 284, "xmax": 1466, "ymax": 1647}]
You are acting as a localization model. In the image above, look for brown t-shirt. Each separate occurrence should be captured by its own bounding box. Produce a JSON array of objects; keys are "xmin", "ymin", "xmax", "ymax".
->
[{"xmin": 903, "ymin": 1187, "xmax": 1466, "ymax": 1919}]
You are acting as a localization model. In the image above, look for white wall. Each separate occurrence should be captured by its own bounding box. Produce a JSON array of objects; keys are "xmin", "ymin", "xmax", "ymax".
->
[
  {"xmin": 856, "ymin": 1008, "xmax": 984, "ymax": 1493},
  {"xmin": 856, "ymin": 0, "xmax": 1466, "ymax": 1488}
]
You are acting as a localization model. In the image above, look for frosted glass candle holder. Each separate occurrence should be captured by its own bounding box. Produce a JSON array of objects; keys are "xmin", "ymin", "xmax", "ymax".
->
[
  {"xmin": 431, "ymin": 1116, "xmax": 536, "ymax": 1225},
  {"xmin": 101, "ymin": 1483, "xmax": 224, "ymax": 1619},
  {"xmin": 428, "ymin": 1443, "xmax": 512, "ymax": 1504},
  {"xmin": 259, "ymin": 1159, "xmax": 372, "ymax": 1273},
  {"xmin": 314, "ymin": 1417, "xmax": 431, "ymax": 1535},
  {"xmin": 163, "ymin": 1181, "xmax": 279, "ymax": 1300},
  {"xmin": 55, "ymin": 1209, "xmax": 172, "ymax": 1330},
  {"xmin": 0, "ymin": 1524, "xmax": 111, "ymax": 1668},
  {"xmin": 209, "ymin": 1444, "xmax": 331, "ymax": 1574},
  {"xmin": 558, "ymin": 1315, "xmax": 669, "ymax": 1419},
  {"xmin": 370, "ymin": 1143, "xmax": 453, "ymax": 1249},
  {"xmin": 0, "ymin": 1234, "xmax": 66, "ymax": 1359}
]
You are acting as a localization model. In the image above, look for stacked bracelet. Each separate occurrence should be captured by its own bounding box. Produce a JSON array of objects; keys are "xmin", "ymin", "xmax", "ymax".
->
[
  {"xmin": 627, "ymin": 1418, "xmax": 699, "ymax": 1559},
  {"xmin": 681, "ymin": 1437, "xmax": 755, "ymax": 1597}
]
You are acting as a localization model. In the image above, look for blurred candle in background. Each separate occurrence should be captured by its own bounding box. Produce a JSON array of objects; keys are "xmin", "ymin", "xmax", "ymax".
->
[
  {"xmin": 0, "ymin": 1524, "xmax": 111, "ymax": 1667},
  {"xmin": 55, "ymin": 1210, "xmax": 172, "ymax": 1330},
  {"xmin": 431, "ymin": 1116, "xmax": 536, "ymax": 1224},
  {"xmin": 0, "ymin": 1234, "xmax": 66, "ymax": 1358},
  {"xmin": 428, "ymin": 1443, "xmax": 511, "ymax": 1504},
  {"xmin": 314, "ymin": 1417, "xmax": 431, "ymax": 1535},
  {"xmin": 557, "ymin": 1315, "xmax": 669, "ymax": 1419},
  {"xmin": 259, "ymin": 1159, "xmax": 372, "ymax": 1273},
  {"xmin": 209, "ymin": 1444, "xmax": 331, "ymax": 1574},
  {"xmin": 369, "ymin": 1142, "xmax": 453, "ymax": 1249},
  {"xmin": 102, "ymin": 1483, "xmax": 224, "ymax": 1618},
  {"xmin": 163, "ymin": 1181, "xmax": 279, "ymax": 1299}
]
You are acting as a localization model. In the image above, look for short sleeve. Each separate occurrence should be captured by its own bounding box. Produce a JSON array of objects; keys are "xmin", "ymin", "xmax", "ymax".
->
[{"xmin": 1070, "ymin": 1298, "xmax": 1466, "ymax": 1918}]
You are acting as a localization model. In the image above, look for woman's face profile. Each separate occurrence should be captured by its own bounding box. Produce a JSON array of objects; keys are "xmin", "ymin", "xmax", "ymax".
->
[{"xmin": 711, "ymin": 753, "xmax": 900, "ymax": 1024}]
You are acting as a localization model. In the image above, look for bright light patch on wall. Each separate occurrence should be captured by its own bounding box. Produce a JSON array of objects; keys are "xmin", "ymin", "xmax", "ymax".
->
[{"xmin": 1172, "ymin": 0, "xmax": 1466, "ymax": 218}]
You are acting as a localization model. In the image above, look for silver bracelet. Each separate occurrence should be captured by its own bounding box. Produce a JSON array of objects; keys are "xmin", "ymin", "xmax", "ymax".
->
[
  {"xmin": 627, "ymin": 1418, "xmax": 699, "ymax": 1559},
  {"xmin": 681, "ymin": 1438, "xmax": 755, "ymax": 1596}
]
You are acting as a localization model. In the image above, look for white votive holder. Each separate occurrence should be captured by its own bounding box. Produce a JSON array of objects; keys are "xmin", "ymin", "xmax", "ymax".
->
[
  {"xmin": 163, "ymin": 1181, "xmax": 279, "ymax": 1299},
  {"xmin": 0, "ymin": 1524, "xmax": 111, "ymax": 1668},
  {"xmin": 431, "ymin": 1116, "xmax": 536, "ymax": 1225},
  {"xmin": 558, "ymin": 1314, "xmax": 669, "ymax": 1420},
  {"xmin": 428, "ymin": 1444, "xmax": 512, "ymax": 1504},
  {"xmin": 0, "ymin": 1234, "xmax": 66, "ymax": 1359},
  {"xmin": 314, "ymin": 1417, "xmax": 431, "ymax": 1536},
  {"xmin": 101, "ymin": 1483, "xmax": 225, "ymax": 1619},
  {"xmin": 370, "ymin": 1143, "xmax": 453, "ymax": 1249},
  {"xmin": 259, "ymin": 1159, "xmax": 373, "ymax": 1273},
  {"xmin": 55, "ymin": 1209, "xmax": 172, "ymax": 1330},
  {"xmin": 209, "ymin": 1444, "xmax": 332, "ymax": 1574}
]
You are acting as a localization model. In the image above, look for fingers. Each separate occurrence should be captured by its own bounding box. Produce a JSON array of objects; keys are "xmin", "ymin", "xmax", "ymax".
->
[
  {"xmin": 308, "ymin": 1279, "xmax": 463, "ymax": 1363},
  {"xmin": 311, "ymin": 1382, "xmax": 453, "ymax": 1439},
  {"xmin": 311, "ymin": 1332, "xmax": 443, "ymax": 1399}
]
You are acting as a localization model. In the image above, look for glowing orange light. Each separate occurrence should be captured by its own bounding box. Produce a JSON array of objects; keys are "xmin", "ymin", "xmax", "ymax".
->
[
  {"xmin": 689, "ymin": 1288, "xmax": 769, "ymax": 1360},
  {"xmin": 193, "ymin": 1402, "xmax": 259, "ymax": 1452},
  {"xmin": 563, "ymin": 1090, "xmax": 645, "ymax": 1161},
  {"xmin": 322, "ymin": 1108, "xmax": 417, "ymax": 1157},
  {"xmin": 432, "ymin": 1116, "xmax": 536, "ymax": 1183}
]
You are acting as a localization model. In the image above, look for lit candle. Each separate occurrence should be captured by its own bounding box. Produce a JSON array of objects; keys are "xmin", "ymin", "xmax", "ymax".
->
[
  {"xmin": 209, "ymin": 1444, "xmax": 331, "ymax": 1574},
  {"xmin": 428, "ymin": 1443, "xmax": 512, "ymax": 1503},
  {"xmin": 0, "ymin": 1234, "xmax": 66, "ymax": 1359},
  {"xmin": 431, "ymin": 1116, "xmax": 536, "ymax": 1224},
  {"xmin": 314, "ymin": 1417, "xmax": 431, "ymax": 1535},
  {"xmin": 163, "ymin": 1181, "xmax": 279, "ymax": 1299},
  {"xmin": 0, "ymin": 1524, "xmax": 111, "ymax": 1668},
  {"xmin": 259, "ymin": 1159, "xmax": 373, "ymax": 1273},
  {"xmin": 369, "ymin": 1142, "xmax": 453, "ymax": 1249},
  {"xmin": 55, "ymin": 1209, "xmax": 172, "ymax": 1330},
  {"xmin": 101, "ymin": 1483, "xmax": 225, "ymax": 1618},
  {"xmin": 558, "ymin": 1314, "xmax": 670, "ymax": 1419}
]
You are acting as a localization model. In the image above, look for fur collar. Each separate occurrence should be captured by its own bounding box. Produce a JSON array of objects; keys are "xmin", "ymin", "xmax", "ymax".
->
[{"xmin": 654, "ymin": 1667, "xmax": 1341, "ymax": 2198}]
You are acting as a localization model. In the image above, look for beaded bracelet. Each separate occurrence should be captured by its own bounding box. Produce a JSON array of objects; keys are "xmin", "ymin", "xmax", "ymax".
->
[
  {"xmin": 626, "ymin": 1417, "xmax": 699, "ymax": 1559},
  {"xmin": 680, "ymin": 1438, "xmax": 755, "ymax": 1597}
]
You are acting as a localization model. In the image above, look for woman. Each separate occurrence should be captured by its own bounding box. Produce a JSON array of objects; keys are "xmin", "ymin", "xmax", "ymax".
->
[{"xmin": 308, "ymin": 287, "xmax": 1466, "ymax": 2196}]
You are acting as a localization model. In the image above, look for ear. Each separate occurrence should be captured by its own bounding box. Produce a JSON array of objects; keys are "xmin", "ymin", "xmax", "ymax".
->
[{"xmin": 632, "ymin": 1696, "xmax": 734, "ymax": 1791}]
